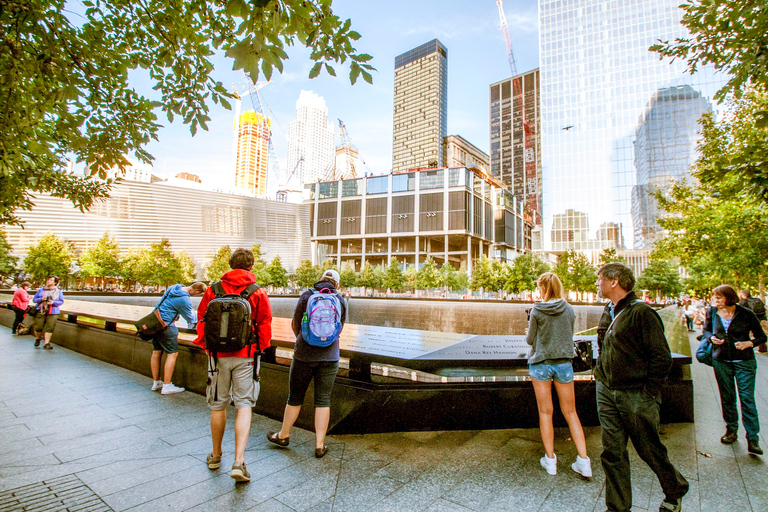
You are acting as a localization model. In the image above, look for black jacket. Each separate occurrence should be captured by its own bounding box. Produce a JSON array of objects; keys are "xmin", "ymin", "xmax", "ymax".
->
[
  {"xmin": 291, "ymin": 281, "xmax": 346, "ymax": 362},
  {"xmin": 595, "ymin": 291, "xmax": 671, "ymax": 396},
  {"xmin": 702, "ymin": 304, "xmax": 766, "ymax": 361}
]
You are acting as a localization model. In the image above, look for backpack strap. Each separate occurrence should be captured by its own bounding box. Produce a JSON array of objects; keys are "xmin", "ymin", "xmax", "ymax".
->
[
  {"xmin": 241, "ymin": 283, "xmax": 261, "ymax": 299},
  {"xmin": 211, "ymin": 281, "xmax": 226, "ymax": 297}
]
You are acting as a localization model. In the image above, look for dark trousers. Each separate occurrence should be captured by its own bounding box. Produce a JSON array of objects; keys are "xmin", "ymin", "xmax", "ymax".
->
[
  {"xmin": 596, "ymin": 381, "xmax": 689, "ymax": 512},
  {"xmin": 11, "ymin": 306, "xmax": 26, "ymax": 333},
  {"xmin": 287, "ymin": 360, "xmax": 339, "ymax": 407},
  {"xmin": 712, "ymin": 359, "xmax": 760, "ymax": 440}
]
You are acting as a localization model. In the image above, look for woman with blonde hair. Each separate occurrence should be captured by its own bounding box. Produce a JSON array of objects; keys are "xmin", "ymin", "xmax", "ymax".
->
[{"xmin": 526, "ymin": 272, "xmax": 591, "ymax": 477}]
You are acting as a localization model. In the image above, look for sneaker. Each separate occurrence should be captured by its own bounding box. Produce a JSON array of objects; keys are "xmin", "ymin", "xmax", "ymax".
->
[
  {"xmin": 34, "ymin": 339, "xmax": 41, "ymax": 347},
  {"xmin": 659, "ymin": 498, "xmax": 682, "ymax": 512},
  {"xmin": 206, "ymin": 453, "xmax": 221, "ymax": 470},
  {"xmin": 571, "ymin": 455, "xmax": 592, "ymax": 478},
  {"xmin": 748, "ymin": 439, "xmax": 763, "ymax": 455},
  {"xmin": 540, "ymin": 453, "xmax": 557, "ymax": 475},
  {"xmin": 230, "ymin": 461, "xmax": 250, "ymax": 482},
  {"xmin": 161, "ymin": 383, "xmax": 185, "ymax": 395},
  {"xmin": 43, "ymin": 343, "xmax": 53, "ymax": 350},
  {"xmin": 151, "ymin": 380, "xmax": 164, "ymax": 392},
  {"xmin": 721, "ymin": 429, "xmax": 738, "ymax": 444}
]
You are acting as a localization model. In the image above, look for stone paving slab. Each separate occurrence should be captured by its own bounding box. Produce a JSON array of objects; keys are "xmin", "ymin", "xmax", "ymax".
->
[{"xmin": 1, "ymin": 326, "xmax": 767, "ymax": 511}]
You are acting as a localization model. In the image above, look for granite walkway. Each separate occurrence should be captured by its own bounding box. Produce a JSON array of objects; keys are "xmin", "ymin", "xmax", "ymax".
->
[{"xmin": 0, "ymin": 326, "xmax": 766, "ymax": 512}]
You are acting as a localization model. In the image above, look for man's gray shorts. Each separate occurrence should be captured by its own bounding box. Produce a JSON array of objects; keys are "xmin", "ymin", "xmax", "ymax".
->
[{"xmin": 207, "ymin": 357, "xmax": 259, "ymax": 410}]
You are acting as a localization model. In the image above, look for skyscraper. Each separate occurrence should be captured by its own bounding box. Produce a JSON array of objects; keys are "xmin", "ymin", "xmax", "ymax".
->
[
  {"xmin": 539, "ymin": 0, "xmax": 726, "ymax": 252},
  {"xmin": 287, "ymin": 90, "xmax": 334, "ymax": 185},
  {"xmin": 234, "ymin": 111, "xmax": 270, "ymax": 197},
  {"xmin": 392, "ymin": 39, "xmax": 448, "ymax": 173},
  {"xmin": 490, "ymin": 69, "xmax": 541, "ymax": 219}
]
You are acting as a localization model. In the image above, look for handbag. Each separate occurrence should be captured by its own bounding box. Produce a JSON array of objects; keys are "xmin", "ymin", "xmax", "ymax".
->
[
  {"xmin": 134, "ymin": 291, "xmax": 171, "ymax": 341},
  {"xmin": 572, "ymin": 339, "xmax": 593, "ymax": 373},
  {"xmin": 25, "ymin": 305, "xmax": 38, "ymax": 318},
  {"xmin": 696, "ymin": 307, "xmax": 719, "ymax": 367}
]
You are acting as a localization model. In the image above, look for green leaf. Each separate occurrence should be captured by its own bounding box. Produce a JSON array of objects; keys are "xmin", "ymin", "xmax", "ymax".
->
[
  {"xmin": 324, "ymin": 63, "xmax": 336, "ymax": 76},
  {"xmin": 309, "ymin": 61, "xmax": 322, "ymax": 79},
  {"xmin": 362, "ymin": 70, "xmax": 373, "ymax": 84}
]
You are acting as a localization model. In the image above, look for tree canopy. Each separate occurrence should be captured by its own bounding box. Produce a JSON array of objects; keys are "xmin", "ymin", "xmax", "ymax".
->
[
  {"xmin": 0, "ymin": 230, "xmax": 18, "ymax": 282},
  {"xmin": 79, "ymin": 232, "xmax": 122, "ymax": 281},
  {"xmin": 23, "ymin": 232, "xmax": 75, "ymax": 283},
  {"xmin": 266, "ymin": 256, "xmax": 288, "ymax": 288},
  {"xmin": 1, "ymin": 0, "xmax": 374, "ymax": 225},
  {"xmin": 636, "ymin": 260, "xmax": 683, "ymax": 301},
  {"xmin": 505, "ymin": 253, "xmax": 550, "ymax": 294},
  {"xmin": 205, "ymin": 245, "xmax": 232, "ymax": 282}
]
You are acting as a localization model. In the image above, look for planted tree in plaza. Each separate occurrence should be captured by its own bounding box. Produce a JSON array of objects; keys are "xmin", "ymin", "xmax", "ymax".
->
[
  {"xmin": 636, "ymin": 260, "xmax": 683, "ymax": 302},
  {"xmin": 23, "ymin": 232, "xmax": 76, "ymax": 284},
  {"xmin": 416, "ymin": 256, "xmax": 441, "ymax": 292},
  {"xmin": 470, "ymin": 255, "xmax": 495, "ymax": 292},
  {"xmin": 1, "ymin": 0, "xmax": 374, "ymax": 226},
  {"xmin": 0, "ymin": 230, "xmax": 18, "ymax": 283},
  {"xmin": 438, "ymin": 263, "xmax": 461, "ymax": 293},
  {"xmin": 144, "ymin": 239, "xmax": 185, "ymax": 287},
  {"xmin": 79, "ymin": 232, "xmax": 122, "ymax": 288},
  {"xmin": 292, "ymin": 260, "xmax": 320, "ymax": 290},
  {"xmin": 321, "ymin": 259, "xmax": 338, "ymax": 272},
  {"xmin": 599, "ymin": 248, "xmax": 626, "ymax": 265},
  {"xmin": 553, "ymin": 250, "xmax": 597, "ymax": 300},
  {"xmin": 266, "ymin": 256, "xmax": 288, "ymax": 289},
  {"xmin": 357, "ymin": 262, "xmax": 380, "ymax": 295},
  {"xmin": 205, "ymin": 245, "xmax": 232, "ymax": 282},
  {"xmin": 383, "ymin": 258, "xmax": 403, "ymax": 292},
  {"xmin": 250, "ymin": 244, "xmax": 269, "ymax": 284},
  {"xmin": 176, "ymin": 251, "xmax": 197, "ymax": 282},
  {"xmin": 455, "ymin": 270, "xmax": 470, "ymax": 293},
  {"xmin": 120, "ymin": 247, "xmax": 153, "ymax": 289},
  {"xmin": 340, "ymin": 263, "xmax": 358, "ymax": 289},
  {"xmin": 403, "ymin": 264, "xmax": 418, "ymax": 292},
  {"xmin": 505, "ymin": 252, "xmax": 551, "ymax": 295}
]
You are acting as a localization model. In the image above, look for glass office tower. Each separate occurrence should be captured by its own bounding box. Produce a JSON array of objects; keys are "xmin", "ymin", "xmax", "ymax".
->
[{"xmin": 539, "ymin": 0, "xmax": 726, "ymax": 252}]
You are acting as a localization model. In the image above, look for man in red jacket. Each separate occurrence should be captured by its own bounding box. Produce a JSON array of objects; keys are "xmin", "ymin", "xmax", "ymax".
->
[{"xmin": 194, "ymin": 248, "xmax": 272, "ymax": 483}]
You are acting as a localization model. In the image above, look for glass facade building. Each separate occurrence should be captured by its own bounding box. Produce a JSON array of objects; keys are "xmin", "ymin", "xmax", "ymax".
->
[
  {"xmin": 392, "ymin": 39, "xmax": 448, "ymax": 173},
  {"xmin": 539, "ymin": 0, "xmax": 726, "ymax": 252}
]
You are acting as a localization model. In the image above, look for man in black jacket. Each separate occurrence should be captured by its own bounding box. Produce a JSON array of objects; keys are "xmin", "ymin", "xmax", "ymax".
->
[{"xmin": 595, "ymin": 263, "xmax": 688, "ymax": 512}]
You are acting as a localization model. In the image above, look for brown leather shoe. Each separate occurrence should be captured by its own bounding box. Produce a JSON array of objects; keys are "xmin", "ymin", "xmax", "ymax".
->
[
  {"xmin": 266, "ymin": 431, "xmax": 289, "ymax": 447},
  {"xmin": 315, "ymin": 445, "xmax": 328, "ymax": 458},
  {"xmin": 748, "ymin": 439, "xmax": 763, "ymax": 455},
  {"xmin": 721, "ymin": 430, "xmax": 738, "ymax": 444}
]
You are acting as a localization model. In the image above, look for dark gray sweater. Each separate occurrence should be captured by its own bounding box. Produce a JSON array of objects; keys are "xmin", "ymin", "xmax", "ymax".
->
[{"xmin": 525, "ymin": 299, "xmax": 576, "ymax": 364}]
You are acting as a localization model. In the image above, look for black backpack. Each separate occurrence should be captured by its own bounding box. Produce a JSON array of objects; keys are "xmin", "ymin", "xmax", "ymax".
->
[
  {"xmin": 745, "ymin": 297, "xmax": 766, "ymax": 319},
  {"xmin": 203, "ymin": 282, "xmax": 261, "ymax": 355}
]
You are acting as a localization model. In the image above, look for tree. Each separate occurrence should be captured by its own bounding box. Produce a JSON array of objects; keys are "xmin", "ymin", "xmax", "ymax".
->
[
  {"xmin": 636, "ymin": 260, "xmax": 683, "ymax": 301},
  {"xmin": 505, "ymin": 253, "xmax": 550, "ymax": 294},
  {"xmin": 0, "ymin": 230, "xmax": 18, "ymax": 282},
  {"xmin": 79, "ymin": 232, "xmax": 122, "ymax": 287},
  {"xmin": 145, "ymin": 239, "xmax": 184, "ymax": 287},
  {"xmin": 471, "ymin": 255, "xmax": 500, "ymax": 292},
  {"xmin": 1, "ymin": 1, "xmax": 374, "ymax": 226},
  {"xmin": 357, "ymin": 262, "xmax": 380, "ymax": 294},
  {"xmin": 416, "ymin": 256, "xmax": 440, "ymax": 291},
  {"xmin": 176, "ymin": 251, "xmax": 197, "ymax": 282},
  {"xmin": 553, "ymin": 250, "xmax": 596, "ymax": 298},
  {"xmin": 250, "ymin": 243, "xmax": 269, "ymax": 284},
  {"xmin": 205, "ymin": 245, "xmax": 232, "ymax": 282},
  {"xmin": 121, "ymin": 247, "xmax": 153, "ymax": 289},
  {"xmin": 651, "ymin": 1, "xmax": 768, "ymax": 105},
  {"xmin": 455, "ymin": 270, "xmax": 470, "ymax": 292},
  {"xmin": 266, "ymin": 256, "xmax": 288, "ymax": 288},
  {"xmin": 340, "ymin": 263, "xmax": 358, "ymax": 289},
  {"xmin": 23, "ymin": 232, "xmax": 75, "ymax": 283},
  {"xmin": 439, "ymin": 263, "xmax": 459, "ymax": 292},
  {"xmin": 293, "ymin": 260, "xmax": 320, "ymax": 290},
  {"xmin": 382, "ymin": 258, "xmax": 403, "ymax": 292},
  {"xmin": 599, "ymin": 248, "xmax": 626, "ymax": 265},
  {"xmin": 404, "ymin": 264, "xmax": 418, "ymax": 292},
  {"xmin": 321, "ymin": 259, "xmax": 338, "ymax": 272}
]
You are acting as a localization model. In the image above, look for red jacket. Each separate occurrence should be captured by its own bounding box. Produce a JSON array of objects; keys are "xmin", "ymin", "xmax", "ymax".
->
[
  {"xmin": 12, "ymin": 288, "xmax": 31, "ymax": 310},
  {"xmin": 194, "ymin": 269, "xmax": 272, "ymax": 357}
]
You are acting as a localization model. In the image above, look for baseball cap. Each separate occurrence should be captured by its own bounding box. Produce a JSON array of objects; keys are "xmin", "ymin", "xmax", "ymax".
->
[{"xmin": 322, "ymin": 269, "xmax": 340, "ymax": 284}]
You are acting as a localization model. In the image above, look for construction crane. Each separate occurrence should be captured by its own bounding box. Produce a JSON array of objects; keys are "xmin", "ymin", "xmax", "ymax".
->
[
  {"xmin": 496, "ymin": 0, "xmax": 537, "ymax": 213},
  {"xmin": 337, "ymin": 119, "xmax": 357, "ymax": 180},
  {"xmin": 276, "ymin": 157, "xmax": 303, "ymax": 202}
]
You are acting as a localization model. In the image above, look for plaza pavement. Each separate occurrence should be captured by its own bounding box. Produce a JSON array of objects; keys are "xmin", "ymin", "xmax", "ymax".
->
[{"xmin": 0, "ymin": 325, "xmax": 766, "ymax": 512}]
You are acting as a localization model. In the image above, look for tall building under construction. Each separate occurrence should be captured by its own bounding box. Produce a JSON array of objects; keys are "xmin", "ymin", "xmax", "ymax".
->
[{"xmin": 234, "ymin": 111, "xmax": 270, "ymax": 197}]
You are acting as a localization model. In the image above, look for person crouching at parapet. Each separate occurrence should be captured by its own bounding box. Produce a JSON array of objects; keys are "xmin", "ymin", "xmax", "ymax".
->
[{"xmin": 32, "ymin": 276, "xmax": 64, "ymax": 350}]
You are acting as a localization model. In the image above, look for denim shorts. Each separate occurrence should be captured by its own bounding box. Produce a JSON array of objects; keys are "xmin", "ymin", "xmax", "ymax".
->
[
  {"xmin": 151, "ymin": 325, "xmax": 179, "ymax": 353},
  {"xmin": 528, "ymin": 361, "xmax": 574, "ymax": 384}
]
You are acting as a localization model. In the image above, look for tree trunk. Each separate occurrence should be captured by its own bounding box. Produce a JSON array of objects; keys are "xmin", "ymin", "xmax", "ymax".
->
[{"xmin": 760, "ymin": 273, "xmax": 765, "ymax": 302}]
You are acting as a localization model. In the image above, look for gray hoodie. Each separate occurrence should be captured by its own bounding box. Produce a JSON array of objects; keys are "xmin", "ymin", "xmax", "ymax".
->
[{"xmin": 525, "ymin": 299, "xmax": 576, "ymax": 364}]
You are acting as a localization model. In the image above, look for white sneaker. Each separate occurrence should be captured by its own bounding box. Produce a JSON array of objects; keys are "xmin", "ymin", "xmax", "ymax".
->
[
  {"xmin": 161, "ymin": 383, "xmax": 185, "ymax": 395},
  {"xmin": 540, "ymin": 454, "xmax": 557, "ymax": 475},
  {"xmin": 151, "ymin": 380, "xmax": 164, "ymax": 392},
  {"xmin": 571, "ymin": 455, "xmax": 592, "ymax": 478}
]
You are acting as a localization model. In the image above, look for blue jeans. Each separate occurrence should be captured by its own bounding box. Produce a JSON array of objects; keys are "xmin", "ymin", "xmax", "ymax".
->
[{"xmin": 712, "ymin": 359, "xmax": 760, "ymax": 441}]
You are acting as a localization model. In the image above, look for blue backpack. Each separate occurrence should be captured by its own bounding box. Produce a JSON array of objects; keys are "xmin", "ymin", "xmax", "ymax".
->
[{"xmin": 301, "ymin": 289, "xmax": 343, "ymax": 347}]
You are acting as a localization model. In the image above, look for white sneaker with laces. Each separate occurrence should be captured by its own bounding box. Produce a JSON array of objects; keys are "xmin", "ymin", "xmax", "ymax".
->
[
  {"xmin": 151, "ymin": 380, "xmax": 164, "ymax": 392},
  {"xmin": 571, "ymin": 455, "xmax": 592, "ymax": 478},
  {"xmin": 540, "ymin": 453, "xmax": 557, "ymax": 475},
  {"xmin": 161, "ymin": 383, "xmax": 185, "ymax": 395}
]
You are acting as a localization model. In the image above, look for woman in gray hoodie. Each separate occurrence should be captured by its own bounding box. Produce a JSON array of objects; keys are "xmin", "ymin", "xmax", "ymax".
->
[{"xmin": 526, "ymin": 272, "xmax": 591, "ymax": 478}]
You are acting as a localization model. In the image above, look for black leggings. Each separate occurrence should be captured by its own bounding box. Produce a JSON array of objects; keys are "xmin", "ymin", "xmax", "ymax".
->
[
  {"xmin": 11, "ymin": 306, "xmax": 25, "ymax": 333},
  {"xmin": 287, "ymin": 359, "xmax": 339, "ymax": 408}
]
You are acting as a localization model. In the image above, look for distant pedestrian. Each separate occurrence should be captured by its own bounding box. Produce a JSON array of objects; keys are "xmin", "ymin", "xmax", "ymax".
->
[
  {"xmin": 267, "ymin": 269, "xmax": 346, "ymax": 459},
  {"xmin": 11, "ymin": 282, "xmax": 32, "ymax": 334},
  {"xmin": 32, "ymin": 276, "xmax": 65, "ymax": 350},
  {"xmin": 703, "ymin": 285, "xmax": 766, "ymax": 454},
  {"xmin": 525, "ymin": 272, "xmax": 591, "ymax": 478},
  {"xmin": 595, "ymin": 263, "xmax": 688, "ymax": 512},
  {"xmin": 194, "ymin": 248, "xmax": 272, "ymax": 482},
  {"xmin": 149, "ymin": 282, "xmax": 207, "ymax": 394},
  {"xmin": 739, "ymin": 289, "xmax": 767, "ymax": 353}
]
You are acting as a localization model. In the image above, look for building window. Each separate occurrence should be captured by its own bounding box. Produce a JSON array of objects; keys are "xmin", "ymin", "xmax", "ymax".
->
[
  {"xmin": 365, "ymin": 197, "xmax": 387, "ymax": 234},
  {"xmin": 366, "ymin": 176, "xmax": 388, "ymax": 195},
  {"xmin": 448, "ymin": 167, "xmax": 463, "ymax": 187},
  {"xmin": 342, "ymin": 179, "xmax": 363, "ymax": 197},
  {"xmin": 340, "ymin": 200, "xmax": 361, "ymax": 235},
  {"xmin": 420, "ymin": 169, "xmax": 443, "ymax": 190},
  {"xmin": 392, "ymin": 195, "xmax": 414, "ymax": 232},
  {"xmin": 393, "ymin": 172, "xmax": 416, "ymax": 192},
  {"xmin": 317, "ymin": 202, "xmax": 337, "ymax": 236},
  {"xmin": 318, "ymin": 182, "xmax": 338, "ymax": 199}
]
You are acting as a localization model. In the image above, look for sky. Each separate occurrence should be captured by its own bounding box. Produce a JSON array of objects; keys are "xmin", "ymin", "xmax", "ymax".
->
[{"xmin": 139, "ymin": 0, "xmax": 540, "ymax": 188}]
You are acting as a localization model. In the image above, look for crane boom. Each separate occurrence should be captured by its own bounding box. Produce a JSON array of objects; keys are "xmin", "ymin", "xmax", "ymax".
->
[{"xmin": 496, "ymin": 0, "xmax": 518, "ymax": 76}]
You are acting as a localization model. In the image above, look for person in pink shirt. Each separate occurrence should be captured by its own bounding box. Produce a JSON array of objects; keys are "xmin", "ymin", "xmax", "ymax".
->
[{"xmin": 11, "ymin": 282, "xmax": 32, "ymax": 334}]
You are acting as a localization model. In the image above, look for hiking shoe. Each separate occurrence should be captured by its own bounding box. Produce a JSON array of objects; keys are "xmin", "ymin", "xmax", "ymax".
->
[
  {"xmin": 161, "ymin": 383, "xmax": 185, "ymax": 395},
  {"xmin": 43, "ymin": 343, "xmax": 53, "ymax": 350},
  {"xmin": 266, "ymin": 431, "xmax": 289, "ymax": 447},
  {"xmin": 151, "ymin": 380, "xmax": 164, "ymax": 392},
  {"xmin": 571, "ymin": 455, "xmax": 592, "ymax": 478},
  {"xmin": 748, "ymin": 439, "xmax": 763, "ymax": 455},
  {"xmin": 659, "ymin": 498, "xmax": 682, "ymax": 512},
  {"xmin": 206, "ymin": 453, "xmax": 221, "ymax": 470},
  {"xmin": 721, "ymin": 429, "xmax": 738, "ymax": 444},
  {"xmin": 540, "ymin": 453, "xmax": 557, "ymax": 475},
  {"xmin": 230, "ymin": 461, "xmax": 250, "ymax": 482},
  {"xmin": 315, "ymin": 446, "xmax": 328, "ymax": 458},
  {"xmin": 34, "ymin": 339, "xmax": 41, "ymax": 347}
]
